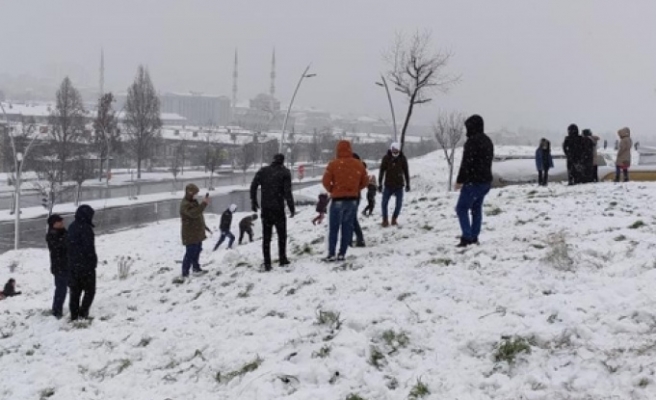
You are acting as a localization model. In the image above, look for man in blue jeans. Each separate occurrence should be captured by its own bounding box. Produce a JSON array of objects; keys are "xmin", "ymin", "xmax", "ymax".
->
[
  {"xmin": 378, "ymin": 142, "xmax": 410, "ymax": 227},
  {"xmin": 322, "ymin": 140, "xmax": 368, "ymax": 261},
  {"xmin": 455, "ymin": 115, "xmax": 494, "ymax": 247}
]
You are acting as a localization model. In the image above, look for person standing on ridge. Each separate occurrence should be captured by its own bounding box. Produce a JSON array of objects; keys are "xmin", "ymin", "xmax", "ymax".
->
[
  {"xmin": 322, "ymin": 140, "xmax": 368, "ymax": 261},
  {"xmin": 67, "ymin": 205, "xmax": 98, "ymax": 320},
  {"xmin": 46, "ymin": 214, "xmax": 68, "ymax": 318},
  {"xmin": 535, "ymin": 138, "xmax": 554, "ymax": 186},
  {"xmin": 615, "ymin": 127, "xmax": 632, "ymax": 182},
  {"xmin": 180, "ymin": 184, "xmax": 210, "ymax": 277},
  {"xmin": 250, "ymin": 153, "xmax": 295, "ymax": 271},
  {"xmin": 378, "ymin": 142, "xmax": 410, "ymax": 227},
  {"xmin": 454, "ymin": 115, "xmax": 494, "ymax": 248}
]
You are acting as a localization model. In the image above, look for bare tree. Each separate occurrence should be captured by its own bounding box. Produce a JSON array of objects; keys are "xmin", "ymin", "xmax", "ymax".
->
[
  {"xmin": 205, "ymin": 142, "xmax": 226, "ymax": 190},
  {"xmin": 71, "ymin": 157, "xmax": 94, "ymax": 206},
  {"xmin": 34, "ymin": 156, "xmax": 67, "ymax": 217},
  {"xmin": 93, "ymin": 92, "xmax": 120, "ymax": 182},
  {"xmin": 236, "ymin": 140, "xmax": 258, "ymax": 182},
  {"xmin": 433, "ymin": 112, "xmax": 465, "ymax": 191},
  {"xmin": 125, "ymin": 65, "xmax": 162, "ymax": 179},
  {"xmin": 386, "ymin": 31, "xmax": 458, "ymax": 151},
  {"xmin": 169, "ymin": 143, "xmax": 183, "ymax": 191},
  {"xmin": 48, "ymin": 77, "xmax": 87, "ymax": 183}
]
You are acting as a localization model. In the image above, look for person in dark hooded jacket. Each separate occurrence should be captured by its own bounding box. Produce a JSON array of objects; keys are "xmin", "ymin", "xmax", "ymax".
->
[
  {"xmin": 250, "ymin": 153, "xmax": 295, "ymax": 271},
  {"xmin": 562, "ymin": 124, "xmax": 588, "ymax": 185},
  {"xmin": 238, "ymin": 213, "xmax": 258, "ymax": 244},
  {"xmin": 455, "ymin": 114, "xmax": 494, "ymax": 247},
  {"xmin": 213, "ymin": 204, "xmax": 237, "ymax": 250},
  {"xmin": 378, "ymin": 142, "xmax": 410, "ymax": 227},
  {"xmin": 46, "ymin": 214, "xmax": 68, "ymax": 318},
  {"xmin": 67, "ymin": 205, "xmax": 98, "ymax": 320}
]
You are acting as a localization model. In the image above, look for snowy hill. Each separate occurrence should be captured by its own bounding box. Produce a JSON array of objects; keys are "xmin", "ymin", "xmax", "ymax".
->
[{"xmin": 3, "ymin": 147, "xmax": 656, "ymax": 399}]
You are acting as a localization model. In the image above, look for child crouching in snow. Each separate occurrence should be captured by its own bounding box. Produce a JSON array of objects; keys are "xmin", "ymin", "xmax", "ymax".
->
[{"xmin": 312, "ymin": 193, "xmax": 329, "ymax": 225}]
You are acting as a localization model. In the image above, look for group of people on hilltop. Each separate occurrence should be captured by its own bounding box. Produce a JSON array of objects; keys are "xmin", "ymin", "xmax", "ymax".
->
[
  {"xmin": 7, "ymin": 206, "xmax": 99, "ymax": 320},
  {"xmin": 536, "ymin": 125, "xmax": 632, "ymax": 186},
  {"xmin": 177, "ymin": 114, "xmax": 495, "ymax": 274}
]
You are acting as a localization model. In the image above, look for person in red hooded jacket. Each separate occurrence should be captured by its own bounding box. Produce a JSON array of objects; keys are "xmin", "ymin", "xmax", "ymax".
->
[{"xmin": 321, "ymin": 140, "xmax": 368, "ymax": 261}]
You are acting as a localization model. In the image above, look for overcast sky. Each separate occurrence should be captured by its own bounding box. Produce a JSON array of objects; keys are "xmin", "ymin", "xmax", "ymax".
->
[{"xmin": 1, "ymin": 0, "xmax": 655, "ymax": 135}]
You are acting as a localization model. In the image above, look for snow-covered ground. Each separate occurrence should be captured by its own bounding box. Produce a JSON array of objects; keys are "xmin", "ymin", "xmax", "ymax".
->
[{"xmin": 3, "ymin": 147, "xmax": 656, "ymax": 399}]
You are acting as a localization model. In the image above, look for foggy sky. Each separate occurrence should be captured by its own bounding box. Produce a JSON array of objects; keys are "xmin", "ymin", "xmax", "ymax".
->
[{"xmin": 1, "ymin": 0, "xmax": 655, "ymax": 136}]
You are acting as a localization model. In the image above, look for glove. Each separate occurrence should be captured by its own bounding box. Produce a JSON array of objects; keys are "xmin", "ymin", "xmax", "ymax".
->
[
  {"xmin": 251, "ymin": 201, "xmax": 259, "ymax": 213},
  {"xmin": 378, "ymin": 186, "xmax": 383, "ymax": 193},
  {"xmin": 289, "ymin": 209, "xmax": 296, "ymax": 218},
  {"xmin": 405, "ymin": 185, "xmax": 410, "ymax": 193}
]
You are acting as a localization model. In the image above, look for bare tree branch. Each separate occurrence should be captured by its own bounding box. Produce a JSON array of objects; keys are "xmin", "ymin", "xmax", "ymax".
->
[{"xmin": 433, "ymin": 111, "xmax": 465, "ymax": 191}]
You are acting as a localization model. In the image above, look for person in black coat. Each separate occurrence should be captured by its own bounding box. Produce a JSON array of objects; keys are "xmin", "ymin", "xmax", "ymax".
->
[
  {"xmin": 46, "ymin": 214, "xmax": 68, "ymax": 318},
  {"xmin": 455, "ymin": 114, "xmax": 494, "ymax": 247},
  {"xmin": 562, "ymin": 124, "xmax": 588, "ymax": 185},
  {"xmin": 213, "ymin": 204, "xmax": 237, "ymax": 251},
  {"xmin": 250, "ymin": 153, "xmax": 295, "ymax": 271},
  {"xmin": 67, "ymin": 205, "xmax": 98, "ymax": 321}
]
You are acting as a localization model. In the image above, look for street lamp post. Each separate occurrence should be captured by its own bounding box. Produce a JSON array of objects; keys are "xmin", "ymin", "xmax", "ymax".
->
[
  {"xmin": 375, "ymin": 75, "xmax": 398, "ymax": 142},
  {"xmin": 279, "ymin": 64, "xmax": 316, "ymax": 153},
  {"xmin": 1, "ymin": 102, "xmax": 39, "ymax": 250}
]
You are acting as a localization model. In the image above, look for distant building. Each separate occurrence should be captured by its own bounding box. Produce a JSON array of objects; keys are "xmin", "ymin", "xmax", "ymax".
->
[
  {"xmin": 159, "ymin": 92, "xmax": 231, "ymax": 126},
  {"xmin": 232, "ymin": 93, "xmax": 291, "ymax": 132}
]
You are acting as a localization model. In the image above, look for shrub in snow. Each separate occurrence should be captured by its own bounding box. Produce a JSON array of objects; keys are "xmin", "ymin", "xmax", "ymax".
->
[
  {"xmin": 117, "ymin": 256, "xmax": 134, "ymax": 280},
  {"xmin": 408, "ymin": 378, "xmax": 430, "ymax": 399},
  {"xmin": 543, "ymin": 232, "xmax": 574, "ymax": 271}
]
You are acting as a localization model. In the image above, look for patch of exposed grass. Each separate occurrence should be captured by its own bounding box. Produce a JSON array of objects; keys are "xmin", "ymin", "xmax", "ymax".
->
[
  {"xmin": 486, "ymin": 206, "xmax": 502, "ymax": 216},
  {"xmin": 345, "ymin": 394, "xmax": 367, "ymax": 400},
  {"xmin": 237, "ymin": 283, "xmax": 254, "ymax": 298},
  {"xmin": 216, "ymin": 356, "xmax": 263, "ymax": 383},
  {"xmin": 397, "ymin": 292, "xmax": 413, "ymax": 301},
  {"xmin": 629, "ymin": 220, "xmax": 646, "ymax": 229},
  {"xmin": 408, "ymin": 378, "xmax": 430, "ymax": 399},
  {"xmin": 369, "ymin": 346, "xmax": 386, "ymax": 370},
  {"xmin": 316, "ymin": 310, "xmax": 343, "ymax": 330},
  {"xmin": 39, "ymin": 388, "xmax": 55, "ymax": 399},
  {"xmin": 381, "ymin": 329, "xmax": 410, "ymax": 352},
  {"xmin": 494, "ymin": 336, "xmax": 531, "ymax": 363},
  {"xmin": 615, "ymin": 234, "xmax": 627, "ymax": 242},
  {"xmin": 312, "ymin": 345, "xmax": 331, "ymax": 358}
]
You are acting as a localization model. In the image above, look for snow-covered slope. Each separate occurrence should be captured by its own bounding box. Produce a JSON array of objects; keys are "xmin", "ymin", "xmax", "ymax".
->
[{"xmin": 2, "ymin": 147, "xmax": 656, "ymax": 399}]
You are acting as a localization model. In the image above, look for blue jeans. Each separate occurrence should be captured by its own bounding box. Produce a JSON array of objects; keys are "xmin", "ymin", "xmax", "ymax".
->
[
  {"xmin": 213, "ymin": 230, "xmax": 235, "ymax": 250},
  {"xmin": 328, "ymin": 200, "xmax": 358, "ymax": 257},
  {"xmin": 456, "ymin": 183, "xmax": 491, "ymax": 241},
  {"xmin": 182, "ymin": 243, "xmax": 203, "ymax": 276},
  {"xmin": 615, "ymin": 165, "xmax": 629, "ymax": 182},
  {"xmin": 381, "ymin": 187, "xmax": 404, "ymax": 220},
  {"xmin": 52, "ymin": 273, "xmax": 68, "ymax": 317}
]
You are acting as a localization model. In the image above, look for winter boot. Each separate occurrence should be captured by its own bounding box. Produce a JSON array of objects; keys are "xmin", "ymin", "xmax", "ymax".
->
[
  {"xmin": 382, "ymin": 218, "xmax": 389, "ymax": 227},
  {"xmin": 279, "ymin": 258, "xmax": 291, "ymax": 267},
  {"xmin": 391, "ymin": 217, "xmax": 398, "ymax": 226}
]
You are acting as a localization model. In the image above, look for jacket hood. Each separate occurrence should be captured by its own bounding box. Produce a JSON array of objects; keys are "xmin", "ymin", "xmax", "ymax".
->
[
  {"xmin": 272, "ymin": 153, "xmax": 285, "ymax": 165},
  {"xmin": 618, "ymin": 127, "xmax": 630, "ymax": 138},
  {"xmin": 465, "ymin": 115, "xmax": 484, "ymax": 137},
  {"xmin": 185, "ymin": 183, "xmax": 199, "ymax": 200},
  {"xmin": 567, "ymin": 124, "xmax": 579, "ymax": 137},
  {"xmin": 47, "ymin": 214, "xmax": 63, "ymax": 228},
  {"xmin": 229, "ymin": 204, "xmax": 237, "ymax": 212},
  {"xmin": 336, "ymin": 140, "xmax": 353, "ymax": 158},
  {"xmin": 75, "ymin": 205, "xmax": 95, "ymax": 227},
  {"xmin": 390, "ymin": 142, "xmax": 400, "ymax": 151}
]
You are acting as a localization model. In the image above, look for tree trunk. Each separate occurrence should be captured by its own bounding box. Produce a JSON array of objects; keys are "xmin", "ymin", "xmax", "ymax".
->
[
  {"xmin": 75, "ymin": 183, "xmax": 81, "ymax": 206},
  {"xmin": 98, "ymin": 157, "xmax": 104, "ymax": 182},
  {"xmin": 137, "ymin": 156, "xmax": 142, "ymax": 179},
  {"xmin": 399, "ymin": 91, "xmax": 417, "ymax": 152}
]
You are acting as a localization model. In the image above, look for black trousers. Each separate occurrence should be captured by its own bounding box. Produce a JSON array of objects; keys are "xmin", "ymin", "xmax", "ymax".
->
[
  {"xmin": 362, "ymin": 197, "xmax": 375, "ymax": 215},
  {"xmin": 261, "ymin": 210, "xmax": 287, "ymax": 266},
  {"xmin": 538, "ymin": 170, "xmax": 549, "ymax": 186},
  {"xmin": 69, "ymin": 270, "xmax": 96, "ymax": 320},
  {"xmin": 239, "ymin": 227, "xmax": 254, "ymax": 244}
]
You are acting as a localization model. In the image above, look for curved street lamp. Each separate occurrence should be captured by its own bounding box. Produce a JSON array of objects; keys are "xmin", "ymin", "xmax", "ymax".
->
[
  {"xmin": 279, "ymin": 64, "xmax": 316, "ymax": 153},
  {"xmin": 375, "ymin": 75, "xmax": 398, "ymax": 142}
]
